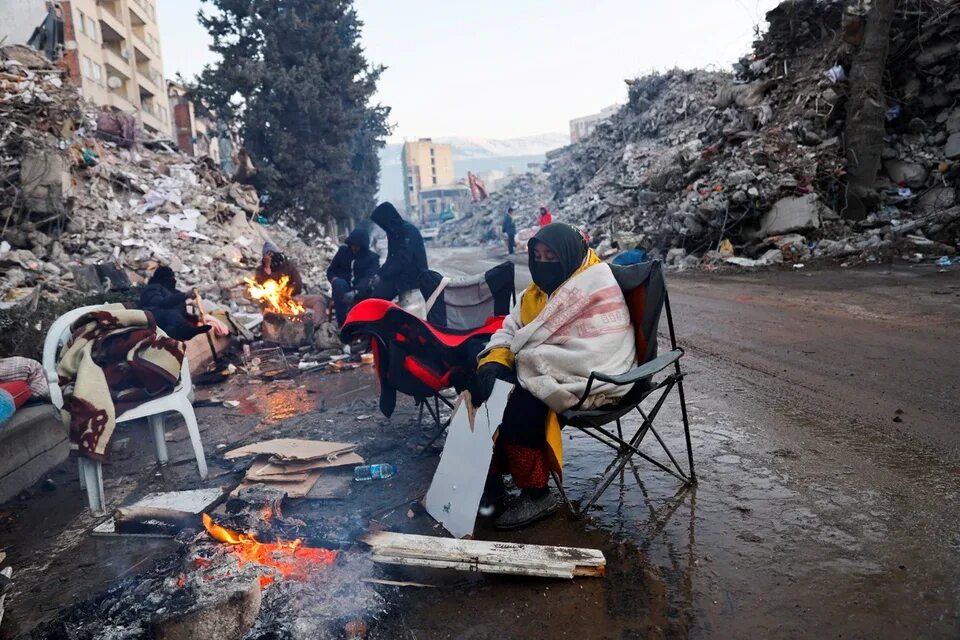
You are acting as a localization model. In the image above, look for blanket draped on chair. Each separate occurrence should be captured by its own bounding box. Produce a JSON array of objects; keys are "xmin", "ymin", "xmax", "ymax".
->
[{"xmin": 56, "ymin": 306, "xmax": 185, "ymax": 460}]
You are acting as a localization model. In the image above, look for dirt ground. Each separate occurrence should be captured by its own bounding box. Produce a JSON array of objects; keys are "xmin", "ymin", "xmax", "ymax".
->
[{"xmin": 2, "ymin": 248, "xmax": 959, "ymax": 639}]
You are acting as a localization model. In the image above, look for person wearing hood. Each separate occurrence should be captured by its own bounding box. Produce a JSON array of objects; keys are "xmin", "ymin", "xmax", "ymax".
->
[
  {"xmin": 327, "ymin": 227, "xmax": 380, "ymax": 325},
  {"xmin": 139, "ymin": 266, "xmax": 212, "ymax": 341},
  {"xmin": 369, "ymin": 202, "xmax": 428, "ymax": 300},
  {"xmin": 502, "ymin": 207, "xmax": 517, "ymax": 255},
  {"xmin": 255, "ymin": 241, "xmax": 303, "ymax": 296},
  {"xmin": 538, "ymin": 206, "xmax": 553, "ymax": 227},
  {"xmin": 469, "ymin": 223, "xmax": 637, "ymax": 530}
]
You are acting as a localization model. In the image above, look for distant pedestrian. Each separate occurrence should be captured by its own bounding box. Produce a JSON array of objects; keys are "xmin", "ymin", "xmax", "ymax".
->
[
  {"xmin": 538, "ymin": 206, "xmax": 553, "ymax": 227},
  {"xmin": 502, "ymin": 207, "xmax": 517, "ymax": 255}
]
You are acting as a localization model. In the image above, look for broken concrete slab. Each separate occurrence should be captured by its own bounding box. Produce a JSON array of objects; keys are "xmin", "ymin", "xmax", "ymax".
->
[
  {"xmin": 750, "ymin": 194, "xmax": 827, "ymax": 238},
  {"xmin": 945, "ymin": 132, "xmax": 960, "ymax": 159},
  {"xmin": 884, "ymin": 160, "xmax": 928, "ymax": 188},
  {"xmin": 915, "ymin": 187, "xmax": 956, "ymax": 215}
]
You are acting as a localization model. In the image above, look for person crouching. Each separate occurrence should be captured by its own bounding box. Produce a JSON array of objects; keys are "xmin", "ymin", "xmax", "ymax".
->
[{"xmin": 469, "ymin": 223, "xmax": 637, "ymax": 529}]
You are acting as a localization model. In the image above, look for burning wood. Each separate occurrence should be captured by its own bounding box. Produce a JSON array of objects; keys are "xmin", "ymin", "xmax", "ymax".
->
[
  {"xmin": 201, "ymin": 513, "xmax": 337, "ymax": 588},
  {"xmin": 244, "ymin": 275, "xmax": 305, "ymax": 316}
]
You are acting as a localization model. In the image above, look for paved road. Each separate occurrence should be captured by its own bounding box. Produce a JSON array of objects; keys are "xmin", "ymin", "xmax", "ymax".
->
[{"xmin": 424, "ymin": 247, "xmax": 960, "ymax": 638}]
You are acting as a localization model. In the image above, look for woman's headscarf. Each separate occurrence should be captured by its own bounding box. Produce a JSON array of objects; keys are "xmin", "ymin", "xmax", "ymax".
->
[{"xmin": 528, "ymin": 223, "xmax": 588, "ymax": 294}]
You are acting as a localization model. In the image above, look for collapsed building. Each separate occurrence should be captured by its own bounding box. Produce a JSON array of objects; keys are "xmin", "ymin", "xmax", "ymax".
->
[
  {"xmin": 459, "ymin": 0, "xmax": 960, "ymax": 267},
  {"xmin": 0, "ymin": 45, "xmax": 337, "ymax": 315}
]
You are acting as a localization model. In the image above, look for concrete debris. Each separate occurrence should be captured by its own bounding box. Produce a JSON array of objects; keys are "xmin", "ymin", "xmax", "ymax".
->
[
  {"xmin": 439, "ymin": 171, "xmax": 553, "ymax": 247},
  {"xmin": 452, "ymin": 0, "xmax": 960, "ymax": 269},
  {"xmin": 0, "ymin": 46, "xmax": 337, "ymax": 311}
]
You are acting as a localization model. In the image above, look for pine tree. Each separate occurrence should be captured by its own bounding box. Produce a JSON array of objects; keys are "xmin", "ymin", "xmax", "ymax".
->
[{"xmin": 195, "ymin": 0, "xmax": 390, "ymax": 234}]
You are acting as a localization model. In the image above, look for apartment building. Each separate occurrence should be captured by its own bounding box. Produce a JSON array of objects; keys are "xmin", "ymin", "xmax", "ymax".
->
[
  {"xmin": 401, "ymin": 139, "xmax": 455, "ymax": 213},
  {"xmin": 0, "ymin": 0, "xmax": 171, "ymax": 135},
  {"xmin": 569, "ymin": 104, "xmax": 620, "ymax": 143}
]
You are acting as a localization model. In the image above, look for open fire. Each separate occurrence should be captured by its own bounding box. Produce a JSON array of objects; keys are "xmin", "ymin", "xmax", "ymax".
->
[
  {"xmin": 244, "ymin": 275, "xmax": 306, "ymax": 316},
  {"xmin": 201, "ymin": 513, "xmax": 337, "ymax": 588}
]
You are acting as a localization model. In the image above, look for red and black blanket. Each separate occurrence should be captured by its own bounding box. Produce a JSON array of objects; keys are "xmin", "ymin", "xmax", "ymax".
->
[{"xmin": 56, "ymin": 306, "xmax": 185, "ymax": 460}]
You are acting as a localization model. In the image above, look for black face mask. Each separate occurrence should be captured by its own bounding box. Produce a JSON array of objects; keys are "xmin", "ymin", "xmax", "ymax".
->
[{"xmin": 530, "ymin": 261, "xmax": 567, "ymax": 294}]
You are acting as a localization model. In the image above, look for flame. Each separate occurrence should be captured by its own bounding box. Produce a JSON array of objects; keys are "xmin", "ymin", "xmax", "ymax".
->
[
  {"xmin": 201, "ymin": 513, "xmax": 336, "ymax": 583},
  {"xmin": 244, "ymin": 275, "xmax": 305, "ymax": 316}
]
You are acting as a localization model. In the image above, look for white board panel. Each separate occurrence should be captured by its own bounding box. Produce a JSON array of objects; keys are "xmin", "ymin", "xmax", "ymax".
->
[{"xmin": 425, "ymin": 381, "xmax": 512, "ymax": 538}]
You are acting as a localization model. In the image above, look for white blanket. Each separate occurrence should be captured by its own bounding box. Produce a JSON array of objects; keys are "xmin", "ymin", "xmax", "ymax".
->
[{"xmin": 482, "ymin": 263, "xmax": 637, "ymax": 413}]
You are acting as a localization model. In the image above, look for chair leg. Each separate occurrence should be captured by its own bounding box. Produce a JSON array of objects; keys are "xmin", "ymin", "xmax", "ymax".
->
[
  {"xmin": 550, "ymin": 471, "xmax": 578, "ymax": 518},
  {"xmin": 676, "ymin": 378, "xmax": 696, "ymax": 483},
  {"xmin": 79, "ymin": 458, "xmax": 105, "ymax": 514},
  {"xmin": 78, "ymin": 459, "xmax": 86, "ymax": 489},
  {"xmin": 179, "ymin": 407, "xmax": 209, "ymax": 479},
  {"xmin": 581, "ymin": 451, "xmax": 635, "ymax": 515},
  {"xmin": 149, "ymin": 414, "xmax": 169, "ymax": 465}
]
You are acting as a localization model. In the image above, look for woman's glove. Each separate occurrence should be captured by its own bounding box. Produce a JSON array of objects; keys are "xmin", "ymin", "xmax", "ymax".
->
[{"xmin": 469, "ymin": 362, "xmax": 511, "ymax": 407}]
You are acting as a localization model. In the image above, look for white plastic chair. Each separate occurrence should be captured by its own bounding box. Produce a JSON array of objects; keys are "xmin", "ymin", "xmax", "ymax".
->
[{"xmin": 42, "ymin": 304, "xmax": 208, "ymax": 513}]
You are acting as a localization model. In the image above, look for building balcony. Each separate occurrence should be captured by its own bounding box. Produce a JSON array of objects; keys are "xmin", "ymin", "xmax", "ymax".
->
[
  {"xmin": 140, "ymin": 107, "xmax": 166, "ymax": 134},
  {"xmin": 108, "ymin": 91, "xmax": 137, "ymax": 114},
  {"xmin": 97, "ymin": 6, "xmax": 125, "ymax": 40},
  {"xmin": 102, "ymin": 47, "xmax": 132, "ymax": 78},
  {"xmin": 128, "ymin": 1, "xmax": 149, "ymax": 27}
]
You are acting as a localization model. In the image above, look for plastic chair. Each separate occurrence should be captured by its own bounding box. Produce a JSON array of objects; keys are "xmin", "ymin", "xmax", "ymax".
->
[{"xmin": 42, "ymin": 304, "xmax": 208, "ymax": 514}]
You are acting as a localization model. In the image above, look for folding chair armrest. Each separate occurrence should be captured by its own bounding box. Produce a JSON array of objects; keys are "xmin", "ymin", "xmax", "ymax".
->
[
  {"xmin": 568, "ymin": 350, "xmax": 684, "ymax": 412},
  {"xmin": 591, "ymin": 350, "xmax": 684, "ymax": 386}
]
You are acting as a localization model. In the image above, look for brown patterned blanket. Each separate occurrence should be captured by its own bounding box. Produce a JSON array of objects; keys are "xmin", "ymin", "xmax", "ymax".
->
[{"xmin": 56, "ymin": 305, "xmax": 185, "ymax": 460}]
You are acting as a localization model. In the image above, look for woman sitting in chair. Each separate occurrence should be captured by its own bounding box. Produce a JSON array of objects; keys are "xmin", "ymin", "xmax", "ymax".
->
[{"xmin": 469, "ymin": 223, "xmax": 637, "ymax": 529}]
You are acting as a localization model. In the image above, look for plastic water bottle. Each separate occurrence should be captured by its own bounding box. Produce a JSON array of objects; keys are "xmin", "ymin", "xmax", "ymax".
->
[{"xmin": 354, "ymin": 463, "xmax": 397, "ymax": 482}]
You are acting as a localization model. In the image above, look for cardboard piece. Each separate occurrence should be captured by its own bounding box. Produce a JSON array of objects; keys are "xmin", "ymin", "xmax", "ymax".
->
[
  {"xmin": 425, "ymin": 381, "xmax": 512, "ymax": 538},
  {"xmin": 224, "ymin": 438, "xmax": 356, "ymax": 461},
  {"xmin": 249, "ymin": 452, "xmax": 364, "ymax": 477}
]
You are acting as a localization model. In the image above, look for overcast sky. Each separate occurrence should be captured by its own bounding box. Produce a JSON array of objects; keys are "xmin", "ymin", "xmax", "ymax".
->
[{"xmin": 158, "ymin": 0, "xmax": 781, "ymax": 142}]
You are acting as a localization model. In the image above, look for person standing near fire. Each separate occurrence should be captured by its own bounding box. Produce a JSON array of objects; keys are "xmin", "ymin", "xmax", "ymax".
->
[
  {"xmin": 368, "ymin": 202, "xmax": 428, "ymax": 301},
  {"xmin": 255, "ymin": 241, "xmax": 304, "ymax": 296},
  {"xmin": 326, "ymin": 228, "xmax": 380, "ymax": 325}
]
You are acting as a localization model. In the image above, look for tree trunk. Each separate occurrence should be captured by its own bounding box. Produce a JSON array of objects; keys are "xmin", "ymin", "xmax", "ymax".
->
[{"xmin": 843, "ymin": 0, "xmax": 897, "ymax": 221}]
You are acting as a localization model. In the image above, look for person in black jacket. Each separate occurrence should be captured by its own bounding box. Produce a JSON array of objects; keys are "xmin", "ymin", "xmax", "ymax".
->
[
  {"xmin": 255, "ymin": 241, "xmax": 304, "ymax": 295},
  {"xmin": 139, "ymin": 266, "xmax": 211, "ymax": 341},
  {"xmin": 327, "ymin": 227, "xmax": 380, "ymax": 324},
  {"xmin": 502, "ymin": 207, "xmax": 517, "ymax": 255},
  {"xmin": 369, "ymin": 202, "xmax": 428, "ymax": 300}
]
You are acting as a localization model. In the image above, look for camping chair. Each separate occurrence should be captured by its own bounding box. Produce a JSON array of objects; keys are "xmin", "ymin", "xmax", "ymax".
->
[
  {"xmin": 42, "ymin": 305, "xmax": 208, "ymax": 514},
  {"xmin": 553, "ymin": 260, "xmax": 695, "ymax": 517},
  {"xmin": 340, "ymin": 261, "xmax": 515, "ymax": 438}
]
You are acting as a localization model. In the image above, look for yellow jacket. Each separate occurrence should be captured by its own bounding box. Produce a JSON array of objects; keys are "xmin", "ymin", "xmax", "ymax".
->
[{"xmin": 478, "ymin": 249, "xmax": 604, "ymax": 475}]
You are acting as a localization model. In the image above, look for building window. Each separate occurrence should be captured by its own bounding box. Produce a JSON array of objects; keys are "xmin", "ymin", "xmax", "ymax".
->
[
  {"xmin": 429, "ymin": 148, "xmax": 435, "ymax": 156},
  {"xmin": 86, "ymin": 16, "xmax": 97, "ymax": 41},
  {"xmin": 432, "ymin": 177, "xmax": 437, "ymax": 185},
  {"xmin": 76, "ymin": 10, "xmax": 86, "ymax": 35},
  {"xmin": 81, "ymin": 55, "xmax": 93, "ymax": 79},
  {"xmin": 92, "ymin": 62, "xmax": 103, "ymax": 84}
]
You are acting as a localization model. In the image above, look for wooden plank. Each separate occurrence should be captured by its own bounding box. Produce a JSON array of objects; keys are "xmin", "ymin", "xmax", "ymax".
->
[
  {"xmin": 224, "ymin": 438, "xmax": 356, "ymax": 461},
  {"xmin": 362, "ymin": 531, "xmax": 606, "ymax": 579},
  {"xmin": 425, "ymin": 381, "xmax": 511, "ymax": 538}
]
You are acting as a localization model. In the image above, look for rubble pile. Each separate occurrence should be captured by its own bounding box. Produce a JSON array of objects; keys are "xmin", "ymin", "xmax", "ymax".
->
[
  {"xmin": 0, "ymin": 45, "xmax": 337, "ymax": 311},
  {"xmin": 439, "ymin": 171, "xmax": 553, "ymax": 246},
  {"xmin": 547, "ymin": 0, "xmax": 960, "ymax": 267}
]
